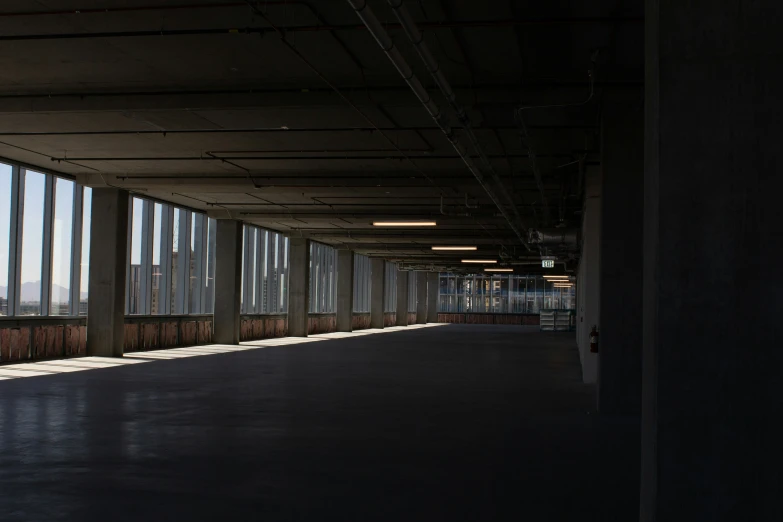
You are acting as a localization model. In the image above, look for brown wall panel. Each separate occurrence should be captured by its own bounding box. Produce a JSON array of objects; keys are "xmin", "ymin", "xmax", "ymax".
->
[
  {"xmin": 352, "ymin": 314, "xmax": 371, "ymax": 330},
  {"xmin": 124, "ymin": 324, "xmax": 139, "ymax": 353},
  {"xmin": 0, "ymin": 329, "xmax": 10, "ymax": 361}
]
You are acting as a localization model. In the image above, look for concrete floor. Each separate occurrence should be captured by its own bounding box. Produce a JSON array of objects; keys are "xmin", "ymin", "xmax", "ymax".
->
[{"xmin": 0, "ymin": 325, "xmax": 639, "ymax": 521}]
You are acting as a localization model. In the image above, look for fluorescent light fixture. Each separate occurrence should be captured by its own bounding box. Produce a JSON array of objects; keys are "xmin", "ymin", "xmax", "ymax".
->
[
  {"xmin": 554, "ymin": 284, "xmax": 574, "ymax": 287},
  {"xmin": 372, "ymin": 221, "xmax": 437, "ymax": 227},
  {"xmin": 543, "ymin": 275, "xmax": 570, "ymax": 279},
  {"xmin": 461, "ymin": 259, "xmax": 498, "ymax": 264},
  {"xmin": 431, "ymin": 246, "xmax": 478, "ymax": 251},
  {"xmin": 485, "ymin": 268, "xmax": 513, "ymax": 272}
]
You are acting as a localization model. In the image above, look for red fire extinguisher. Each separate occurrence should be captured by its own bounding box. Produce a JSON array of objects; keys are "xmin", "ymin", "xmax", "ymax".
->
[{"xmin": 590, "ymin": 325, "xmax": 599, "ymax": 353}]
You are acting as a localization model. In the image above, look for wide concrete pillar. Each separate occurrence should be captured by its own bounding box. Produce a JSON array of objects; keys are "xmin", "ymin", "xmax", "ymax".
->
[
  {"xmin": 288, "ymin": 238, "xmax": 310, "ymax": 337},
  {"xmin": 395, "ymin": 268, "xmax": 408, "ymax": 326},
  {"xmin": 415, "ymin": 271, "xmax": 427, "ymax": 323},
  {"xmin": 426, "ymin": 272, "xmax": 438, "ymax": 323},
  {"xmin": 336, "ymin": 249, "xmax": 354, "ymax": 332},
  {"xmin": 577, "ymin": 165, "xmax": 600, "ymax": 384},
  {"xmin": 86, "ymin": 188, "xmax": 128, "ymax": 357},
  {"xmin": 213, "ymin": 219, "xmax": 242, "ymax": 345},
  {"xmin": 641, "ymin": 4, "xmax": 782, "ymax": 520},
  {"xmin": 369, "ymin": 258, "xmax": 385, "ymax": 328},
  {"xmin": 597, "ymin": 94, "xmax": 643, "ymax": 415}
]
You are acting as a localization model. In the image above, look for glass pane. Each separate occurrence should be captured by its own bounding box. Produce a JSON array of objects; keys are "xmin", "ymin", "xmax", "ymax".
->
[
  {"xmin": 151, "ymin": 203, "xmax": 162, "ymax": 314},
  {"xmin": 79, "ymin": 188, "xmax": 91, "ymax": 315},
  {"xmin": 128, "ymin": 198, "xmax": 143, "ymax": 314},
  {"xmin": 0, "ymin": 164, "xmax": 11, "ymax": 316},
  {"xmin": 19, "ymin": 170, "xmax": 46, "ymax": 316},
  {"xmin": 171, "ymin": 209, "xmax": 180, "ymax": 314},
  {"xmin": 50, "ymin": 178, "xmax": 74, "ymax": 315},
  {"xmin": 189, "ymin": 213, "xmax": 196, "ymax": 313}
]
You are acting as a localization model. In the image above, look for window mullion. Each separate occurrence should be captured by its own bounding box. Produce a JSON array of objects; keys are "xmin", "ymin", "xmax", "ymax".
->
[
  {"xmin": 7, "ymin": 166, "xmax": 24, "ymax": 317},
  {"xmin": 40, "ymin": 174, "xmax": 55, "ymax": 317}
]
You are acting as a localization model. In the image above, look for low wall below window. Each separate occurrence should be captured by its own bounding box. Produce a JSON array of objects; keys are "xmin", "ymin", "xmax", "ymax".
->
[
  {"xmin": 0, "ymin": 317, "xmax": 87, "ymax": 363},
  {"xmin": 240, "ymin": 315, "xmax": 287, "ymax": 342},
  {"xmin": 124, "ymin": 315, "xmax": 214, "ymax": 353},
  {"xmin": 352, "ymin": 313, "xmax": 371, "ymax": 330},
  {"xmin": 437, "ymin": 313, "xmax": 541, "ymax": 326}
]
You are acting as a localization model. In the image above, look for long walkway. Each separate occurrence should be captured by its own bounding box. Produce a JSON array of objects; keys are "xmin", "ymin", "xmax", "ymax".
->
[{"xmin": 0, "ymin": 325, "xmax": 639, "ymax": 521}]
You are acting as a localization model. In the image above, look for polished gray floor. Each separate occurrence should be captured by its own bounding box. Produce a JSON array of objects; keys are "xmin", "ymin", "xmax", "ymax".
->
[{"xmin": 0, "ymin": 325, "xmax": 639, "ymax": 521}]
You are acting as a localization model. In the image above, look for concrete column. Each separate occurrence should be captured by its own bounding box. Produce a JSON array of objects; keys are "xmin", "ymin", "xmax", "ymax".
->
[
  {"xmin": 336, "ymin": 249, "xmax": 354, "ymax": 332},
  {"xmin": 426, "ymin": 272, "xmax": 438, "ymax": 323},
  {"xmin": 415, "ymin": 271, "xmax": 427, "ymax": 323},
  {"xmin": 577, "ymin": 165, "xmax": 600, "ymax": 384},
  {"xmin": 86, "ymin": 188, "xmax": 129, "ymax": 357},
  {"xmin": 288, "ymin": 237, "xmax": 310, "ymax": 337},
  {"xmin": 597, "ymin": 93, "xmax": 644, "ymax": 415},
  {"xmin": 370, "ymin": 258, "xmax": 385, "ymax": 329},
  {"xmin": 641, "ymin": 4, "xmax": 782, "ymax": 520},
  {"xmin": 213, "ymin": 219, "xmax": 242, "ymax": 345},
  {"xmin": 395, "ymin": 268, "xmax": 408, "ymax": 326}
]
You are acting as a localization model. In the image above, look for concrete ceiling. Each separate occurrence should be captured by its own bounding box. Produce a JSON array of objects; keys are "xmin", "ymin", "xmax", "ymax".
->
[{"xmin": 0, "ymin": 0, "xmax": 643, "ymax": 272}]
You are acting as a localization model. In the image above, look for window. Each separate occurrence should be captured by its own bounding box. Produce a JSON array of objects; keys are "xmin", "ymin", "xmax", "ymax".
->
[
  {"xmin": 0, "ymin": 164, "xmax": 89, "ymax": 317},
  {"xmin": 50, "ymin": 178, "xmax": 74, "ymax": 315},
  {"xmin": 241, "ymin": 224, "xmax": 289, "ymax": 314},
  {"xmin": 384, "ymin": 262, "xmax": 397, "ymax": 313},
  {"xmin": 407, "ymin": 271, "xmax": 417, "ymax": 313},
  {"xmin": 19, "ymin": 170, "xmax": 46, "ymax": 316},
  {"xmin": 309, "ymin": 241, "xmax": 336, "ymax": 313},
  {"xmin": 437, "ymin": 273, "xmax": 576, "ymax": 314},
  {"xmin": 353, "ymin": 253, "xmax": 371, "ymax": 313}
]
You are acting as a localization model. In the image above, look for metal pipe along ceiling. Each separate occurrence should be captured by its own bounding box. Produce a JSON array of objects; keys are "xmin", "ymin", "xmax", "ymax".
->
[{"xmin": 346, "ymin": 0, "xmax": 531, "ymax": 251}]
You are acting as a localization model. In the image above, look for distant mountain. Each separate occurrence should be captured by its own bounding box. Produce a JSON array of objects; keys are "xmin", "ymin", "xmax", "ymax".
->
[{"xmin": 0, "ymin": 282, "xmax": 87, "ymax": 302}]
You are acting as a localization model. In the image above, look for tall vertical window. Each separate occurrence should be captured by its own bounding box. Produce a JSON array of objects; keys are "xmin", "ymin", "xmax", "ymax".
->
[
  {"xmin": 384, "ymin": 262, "xmax": 397, "ymax": 313},
  {"xmin": 240, "ymin": 225, "xmax": 289, "ymax": 314},
  {"xmin": 151, "ymin": 203, "xmax": 163, "ymax": 314},
  {"xmin": 437, "ymin": 273, "xmax": 576, "ymax": 313},
  {"xmin": 352, "ymin": 254, "xmax": 371, "ymax": 313},
  {"xmin": 205, "ymin": 217, "xmax": 216, "ymax": 314},
  {"xmin": 308, "ymin": 241, "xmax": 336, "ymax": 313},
  {"xmin": 19, "ymin": 170, "xmax": 46, "ymax": 316},
  {"xmin": 0, "ymin": 164, "xmax": 11, "ymax": 316},
  {"xmin": 127, "ymin": 197, "xmax": 143, "ymax": 315},
  {"xmin": 50, "ymin": 178, "xmax": 74, "ymax": 315}
]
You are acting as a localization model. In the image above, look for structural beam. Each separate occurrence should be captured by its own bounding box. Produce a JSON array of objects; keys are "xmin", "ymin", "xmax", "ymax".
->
[
  {"xmin": 213, "ymin": 219, "xmax": 242, "ymax": 345},
  {"xmin": 336, "ymin": 249, "xmax": 354, "ymax": 332},
  {"xmin": 288, "ymin": 238, "xmax": 310, "ymax": 337},
  {"xmin": 86, "ymin": 188, "xmax": 129, "ymax": 357}
]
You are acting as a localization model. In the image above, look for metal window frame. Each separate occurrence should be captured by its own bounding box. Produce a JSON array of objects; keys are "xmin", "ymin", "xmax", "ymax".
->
[
  {"xmin": 39, "ymin": 173, "xmax": 55, "ymax": 316},
  {"xmin": 174, "ymin": 209, "xmax": 191, "ymax": 314},
  {"xmin": 157, "ymin": 204, "xmax": 174, "ymax": 315},
  {"xmin": 7, "ymin": 165, "xmax": 24, "ymax": 317},
  {"xmin": 138, "ymin": 199, "xmax": 154, "ymax": 315},
  {"xmin": 205, "ymin": 216, "xmax": 217, "ymax": 314}
]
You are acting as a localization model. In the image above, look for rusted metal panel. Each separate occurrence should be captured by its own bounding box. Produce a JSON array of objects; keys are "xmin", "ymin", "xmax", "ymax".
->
[
  {"xmin": 32, "ymin": 326, "xmax": 46, "ymax": 359},
  {"xmin": 161, "ymin": 322, "xmax": 178, "ymax": 347},
  {"xmin": 65, "ymin": 325, "xmax": 81, "ymax": 356},
  {"xmin": 142, "ymin": 323, "xmax": 160, "ymax": 351},
  {"xmin": 198, "ymin": 320, "xmax": 212, "ymax": 344},
  {"xmin": 352, "ymin": 314, "xmax": 371, "ymax": 330},
  {"xmin": 124, "ymin": 324, "xmax": 139, "ymax": 353},
  {"xmin": 523, "ymin": 315, "xmax": 540, "ymax": 326},
  {"xmin": 384, "ymin": 313, "xmax": 396, "ymax": 327},
  {"xmin": 408, "ymin": 312, "xmax": 416, "ymax": 324},
  {"xmin": 54, "ymin": 325, "xmax": 64, "ymax": 356},
  {"xmin": 180, "ymin": 321, "xmax": 197, "ymax": 345},
  {"xmin": 0, "ymin": 329, "xmax": 10, "ymax": 361},
  {"xmin": 78, "ymin": 325, "xmax": 87, "ymax": 354}
]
